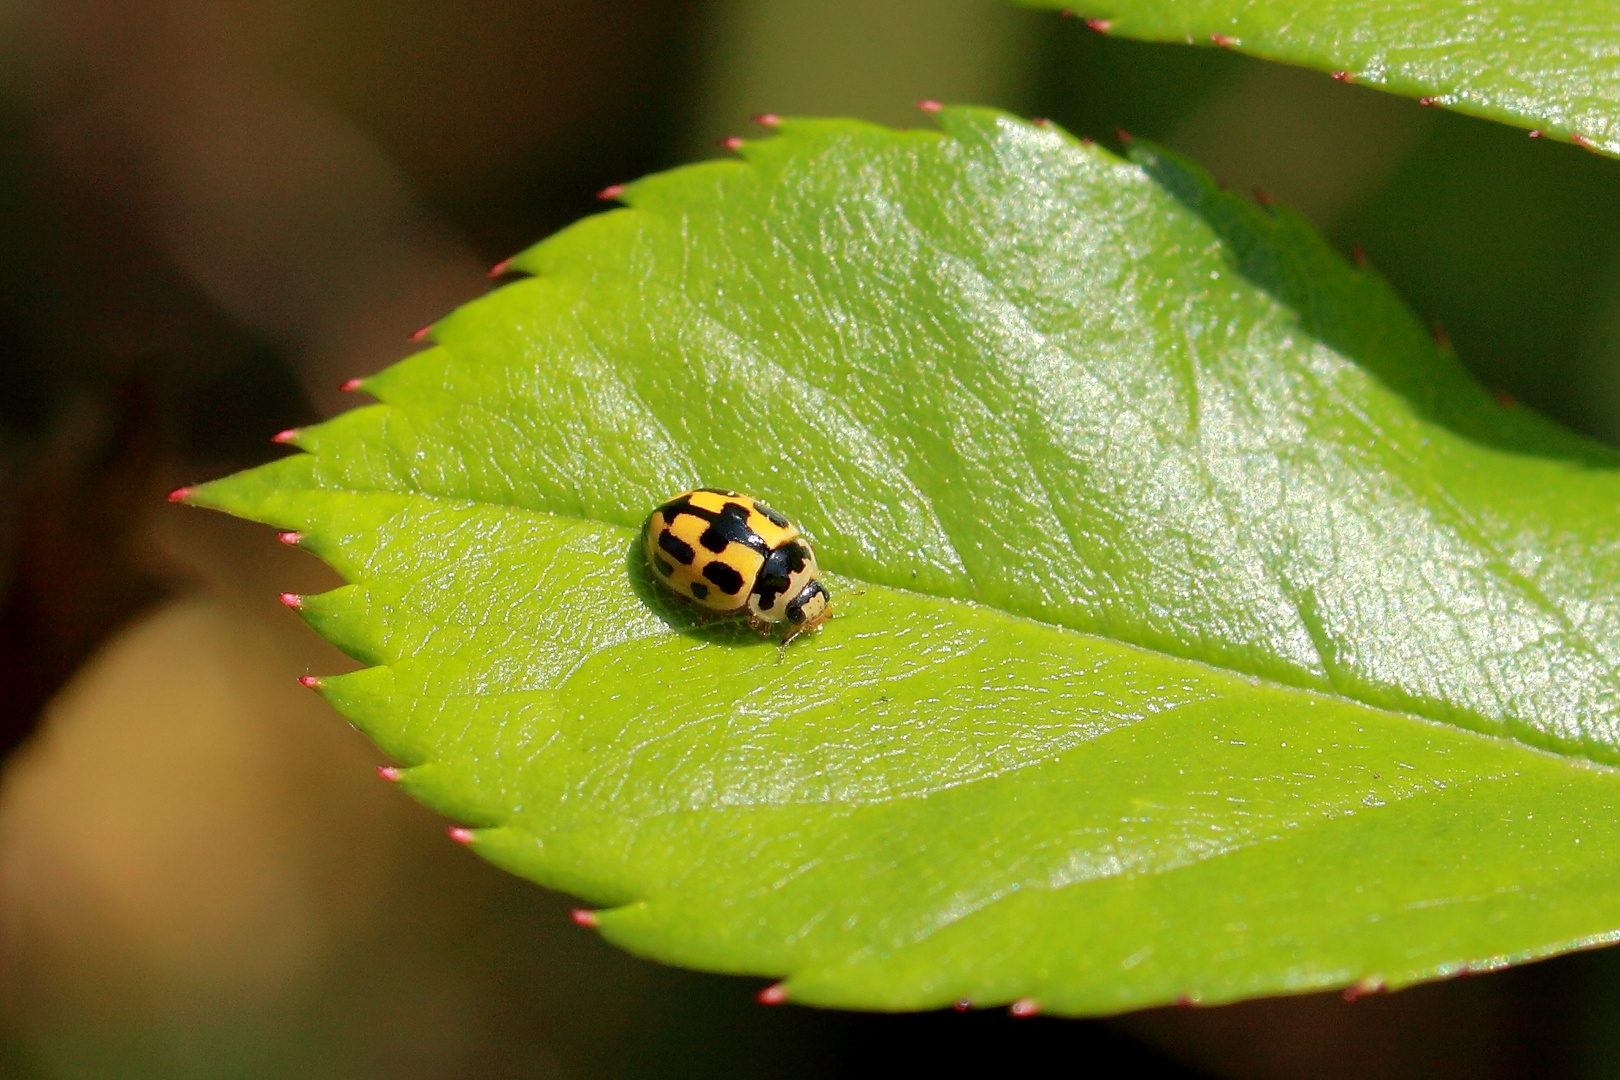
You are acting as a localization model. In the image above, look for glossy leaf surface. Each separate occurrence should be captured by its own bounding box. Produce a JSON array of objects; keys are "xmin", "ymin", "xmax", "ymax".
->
[
  {"xmin": 1017, "ymin": 0, "xmax": 1620, "ymax": 157},
  {"xmin": 191, "ymin": 109, "xmax": 1620, "ymax": 1012}
]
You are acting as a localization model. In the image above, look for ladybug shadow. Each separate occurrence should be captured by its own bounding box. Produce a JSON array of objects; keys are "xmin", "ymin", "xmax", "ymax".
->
[{"xmin": 621, "ymin": 532, "xmax": 770, "ymax": 649}]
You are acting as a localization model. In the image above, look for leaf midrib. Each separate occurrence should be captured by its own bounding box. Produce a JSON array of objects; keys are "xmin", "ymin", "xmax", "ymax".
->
[{"xmin": 282, "ymin": 476, "xmax": 1603, "ymax": 794}]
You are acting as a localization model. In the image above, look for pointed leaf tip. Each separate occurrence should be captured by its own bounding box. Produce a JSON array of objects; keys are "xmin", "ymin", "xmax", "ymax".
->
[
  {"xmin": 270, "ymin": 428, "xmax": 298, "ymax": 445},
  {"xmin": 339, "ymin": 378, "xmax": 364, "ymax": 393},
  {"xmin": 916, "ymin": 99, "xmax": 943, "ymax": 113},
  {"xmin": 596, "ymin": 184, "xmax": 624, "ymax": 201},
  {"xmin": 376, "ymin": 765, "xmax": 402, "ymax": 782},
  {"xmin": 278, "ymin": 592, "xmax": 303, "ymax": 610},
  {"xmin": 297, "ymin": 675, "xmax": 321, "ymax": 690},
  {"xmin": 752, "ymin": 113, "xmax": 781, "ymax": 127},
  {"xmin": 569, "ymin": 908, "xmax": 598, "ymax": 928},
  {"xmin": 1010, "ymin": 998, "xmax": 1041, "ymax": 1017},
  {"xmin": 718, "ymin": 136, "xmax": 744, "ymax": 151},
  {"xmin": 448, "ymin": 827, "xmax": 477, "ymax": 846},
  {"xmin": 278, "ymin": 531, "xmax": 302, "ymax": 546},
  {"xmin": 166, "ymin": 487, "xmax": 191, "ymax": 504},
  {"xmin": 756, "ymin": 983, "xmax": 788, "ymax": 1006}
]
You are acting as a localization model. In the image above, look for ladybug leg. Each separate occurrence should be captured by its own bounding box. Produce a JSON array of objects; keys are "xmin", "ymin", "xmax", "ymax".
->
[
  {"xmin": 746, "ymin": 612, "xmax": 773, "ymax": 638},
  {"xmin": 794, "ymin": 605, "xmax": 833, "ymax": 641},
  {"xmin": 778, "ymin": 622, "xmax": 811, "ymax": 650}
]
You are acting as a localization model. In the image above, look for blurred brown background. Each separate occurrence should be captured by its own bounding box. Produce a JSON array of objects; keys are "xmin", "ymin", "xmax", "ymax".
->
[{"xmin": 2, "ymin": 2, "xmax": 1620, "ymax": 1077}]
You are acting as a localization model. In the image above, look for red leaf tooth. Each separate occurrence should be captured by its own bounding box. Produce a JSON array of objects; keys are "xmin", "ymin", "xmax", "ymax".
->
[
  {"xmin": 271, "ymin": 428, "xmax": 298, "ymax": 445},
  {"xmin": 376, "ymin": 765, "xmax": 402, "ymax": 782},
  {"xmin": 487, "ymin": 257, "xmax": 513, "ymax": 278},
  {"xmin": 570, "ymin": 908, "xmax": 599, "ymax": 928},
  {"xmin": 278, "ymin": 592, "xmax": 303, "ymax": 610},
  {"xmin": 1009, "ymin": 998, "xmax": 1041, "ymax": 1017},
  {"xmin": 340, "ymin": 378, "xmax": 364, "ymax": 393},
  {"xmin": 298, "ymin": 675, "xmax": 322, "ymax": 689},
  {"xmin": 448, "ymin": 827, "xmax": 477, "ymax": 846},
  {"xmin": 408, "ymin": 324, "xmax": 432, "ymax": 342},
  {"xmin": 167, "ymin": 487, "xmax": 192, "ymax": 503},
  {"xmin": 278, "ymin": 531, "xmax": 302, "ymax": 546},
  {"xmin": 756, "ymin": 983, "xmax": 788, "ymax": 1005},
  {"xmin": 1084, "ymin": 17, "xmax": 1111, "ymax": 32},
  {"xmin": 1342, "ymin": 976, "xmax": 1385, "ymax": 1001},
  {"xmin": 916, "ymin": 99, "xmax": 943, "ymax": 113},
  {"xmin": 1211, "ymin": 33, "xmax": 1237, "ymax": 47},
  {"xmin": 597, "ymin": 184, "xmax": 625, "ymax": 200},
  {"xmin": 718, "ymin": 136, "xmax": 744, "ymax": 150},
  {"xmin": 751, "ymin": 113, "xmax": 781, "ymax": 127}
]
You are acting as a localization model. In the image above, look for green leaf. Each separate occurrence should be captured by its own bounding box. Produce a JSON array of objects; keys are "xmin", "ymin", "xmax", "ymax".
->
[
  {"xmin": 188, "ymin": 109, "xmax": 1620, "ymax": 1013},
  {"xmin": 1017, "ymin": 0, "xmax": 1620, "ymax": 157}
]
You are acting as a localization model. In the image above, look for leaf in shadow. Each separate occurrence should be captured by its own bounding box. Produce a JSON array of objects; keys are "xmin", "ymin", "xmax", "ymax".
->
[{"xmin": 1016, "ymin": 0, "xmax": 1620, "ymax": 158}]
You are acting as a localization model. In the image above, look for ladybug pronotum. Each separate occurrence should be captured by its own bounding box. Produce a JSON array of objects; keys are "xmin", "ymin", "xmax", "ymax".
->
[{"xmin": 643, "ymin": 488, "xmax": 831, "ymax": 642}]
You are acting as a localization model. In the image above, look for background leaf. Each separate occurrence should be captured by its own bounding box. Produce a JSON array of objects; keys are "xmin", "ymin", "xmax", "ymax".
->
[
  {"xmin": 189, "ymin": 108, "xmax": 1620, "ymax": 1013},
  {"xmin": 1016, "ymin": 0, "xmax": 1620, "ymax": 157}
]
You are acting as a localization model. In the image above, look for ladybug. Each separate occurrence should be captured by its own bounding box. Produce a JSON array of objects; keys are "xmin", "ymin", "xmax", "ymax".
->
[{"xmin": 643, "ymin": 488, "xmax": 831, "ymax": 642}]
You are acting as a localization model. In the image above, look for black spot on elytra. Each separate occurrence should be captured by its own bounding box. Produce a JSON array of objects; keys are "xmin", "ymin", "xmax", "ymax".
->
[
  {"xmin": 689, "ymin": 581, "xmax": 710, "ymax": 600},
  {"xmin": 754, "ymin": 500, "xmax": 790, "ymax": 528},
  {"xmin": 699, "ymin": 501, "xmax": 764, "ymax": 554},
  {"xmin": 702, "ymin": 560, "xmax": 746, "ymax": 595},
  {"xmin": 753, "ymin": 540, "xmax": 809, "ymax": 611},
  {"xmin": 658, "ymin": 530, "xmax": 696, "ymax": 565},
  {"xmin": 699, "ymin": 524, "xmax": 730, "ymax": 552},
  {"xmin": 654, "ymin": 554, "xmax": 674, "ymax": 578}
]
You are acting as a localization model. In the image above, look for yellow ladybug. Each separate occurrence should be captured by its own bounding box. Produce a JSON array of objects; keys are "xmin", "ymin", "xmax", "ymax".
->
[{"xmin": 643, "ymin": 488, "xmax": 831, "ymax": 642}]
